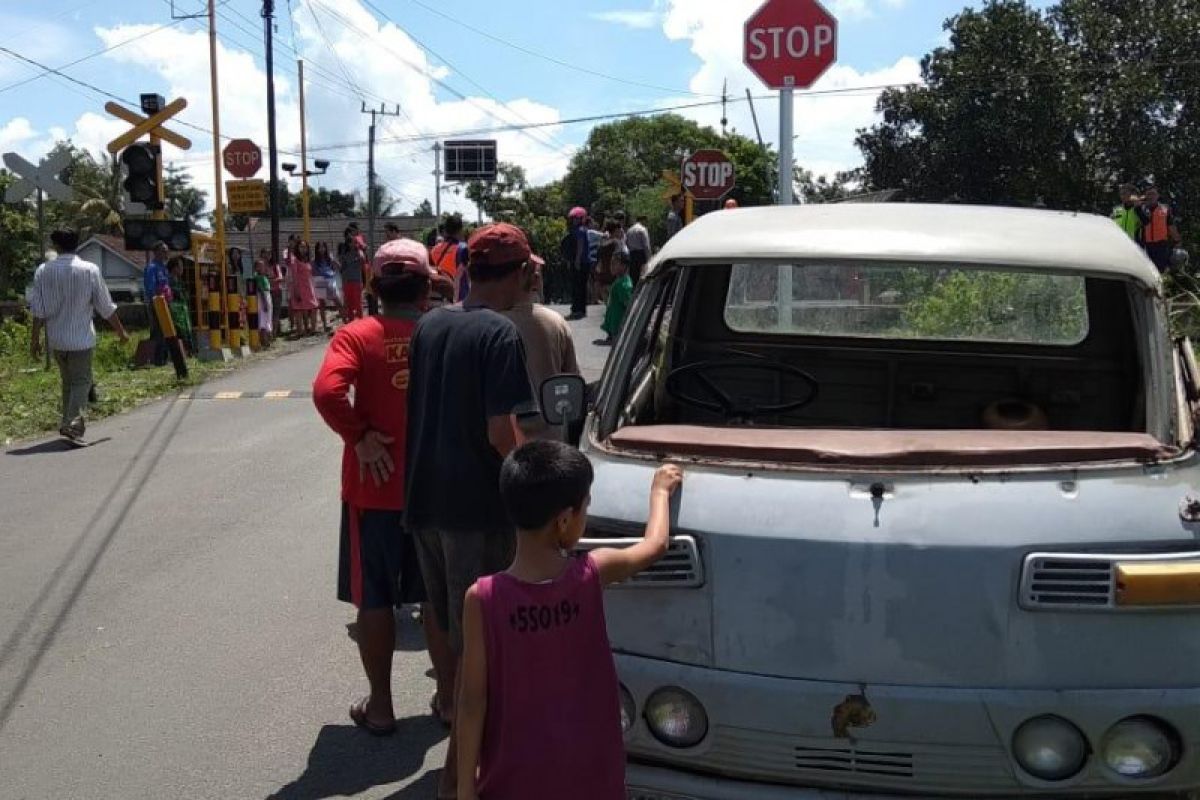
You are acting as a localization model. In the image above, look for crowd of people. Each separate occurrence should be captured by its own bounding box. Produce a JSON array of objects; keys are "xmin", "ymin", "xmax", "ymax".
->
[{"xmin": 312, "ymin": 221, "xmax": 683, "ymax": 800}]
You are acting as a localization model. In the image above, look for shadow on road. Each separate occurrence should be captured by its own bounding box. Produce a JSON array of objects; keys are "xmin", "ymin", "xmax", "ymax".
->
[
  {"xmin": 0, "ymin": 399, "xmax": 190, "ymax": 734},
  {"xmin": 6, "ymin": 438, "xmax": 80, "ymax": 456},
  {"xmin": 267, "ymin": 717, "xmax": 445, "ymax": 800}
]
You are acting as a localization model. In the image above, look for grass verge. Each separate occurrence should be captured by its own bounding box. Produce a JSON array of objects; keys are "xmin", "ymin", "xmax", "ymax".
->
[{"xmin": 2, "ymin": 320, "xmax": 240, "ymax": 443}]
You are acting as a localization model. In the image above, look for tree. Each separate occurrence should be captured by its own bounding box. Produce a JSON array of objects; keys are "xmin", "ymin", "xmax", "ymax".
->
[
  {"xmin": 563, "ymin": 114, "xmax": 776, "ymax": 214},
  {"xmin": 856, "ymin": 1, "xmax": 1085, "ymax": 208},
  {"xmin": 164, "ymin": 164, "xmax": 207, "ymax": 221},
  {"xmin": 414, "ymin": 199, "xmax": 434, "ymax": 217},
  {"xmin": 0, "ymin": 172, "xmax": 39, "ymax": 298},
  {"xmin": 855, "ymin": 0, "xmax": 1200, "ymax": 255},
  {"xmin": 355, "ymin": 185, "xmax": 398, "ymax": 218},
  {"xmin": 466, "ymin": 162, "xmax": 528, "ymax": 220}
]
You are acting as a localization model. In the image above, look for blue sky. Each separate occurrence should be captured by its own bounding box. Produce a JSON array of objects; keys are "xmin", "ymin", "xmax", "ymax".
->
[{"xmin": 0, "ymin": 0, "xmax": 1054, "ymax": 215}]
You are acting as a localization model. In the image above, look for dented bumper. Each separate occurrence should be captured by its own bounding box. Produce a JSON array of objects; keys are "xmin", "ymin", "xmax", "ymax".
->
[{"xmin": 618, "ymin": 653, "xmax": 1200, "ymax": 796}]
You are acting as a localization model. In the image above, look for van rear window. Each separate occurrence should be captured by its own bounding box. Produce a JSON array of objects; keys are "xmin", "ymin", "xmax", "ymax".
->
[{"xmin": 725, "ymin": 263, "xmax": 1089, "ymax": 346}]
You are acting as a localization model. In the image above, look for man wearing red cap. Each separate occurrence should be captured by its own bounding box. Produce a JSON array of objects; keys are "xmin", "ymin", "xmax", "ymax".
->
[
  {"xmin": 312, "ymin": 238, "xmax": 453, "ymax": 737},
  {"xmin": 405, "ymin": 222, "xmax": 534, "ymax": 796},
  {"xmin": 565, "ymin": 206, "xmax": 592, "ymax": 320}
]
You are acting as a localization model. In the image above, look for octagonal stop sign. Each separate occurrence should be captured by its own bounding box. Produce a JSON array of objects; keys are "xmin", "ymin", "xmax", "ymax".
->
[
  {"xmin": 744, "ymin": 0, "xmax": 838, "ymax": 90},
  {"xmin": 223, "ymin": 138, "xmax": 262, "ymax": 180},
  {"xmin": 682, "ymin": 150, "xmax": 736, "ymax": 201}
]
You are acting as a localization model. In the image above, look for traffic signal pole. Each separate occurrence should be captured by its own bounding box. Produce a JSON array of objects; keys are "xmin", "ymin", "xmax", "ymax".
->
[
  {"xmin": 262, "ymin": 0, "xmax": 280, "ymax": 268},
  {"xmin": 208, "ymin": 0, "xmax": 231, "ymax": 350},
  {"xmin": 298, "ymin": 59, "xmax": 310, "ymax": 243}
]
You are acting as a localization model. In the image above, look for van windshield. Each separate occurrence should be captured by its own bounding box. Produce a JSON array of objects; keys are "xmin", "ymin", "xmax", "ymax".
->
[{"xmin": 724, "ymin": 263, "xmax": 1089, "ymax": 346}]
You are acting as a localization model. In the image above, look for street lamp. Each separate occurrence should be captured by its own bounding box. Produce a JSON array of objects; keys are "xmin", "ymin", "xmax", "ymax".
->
[
  {"xmin": 282, "ymin": 160, "xmax": 328, "ymax": 179},
  {"xmin": 281, "ymin": 160, "xmax": 329, "ymax": 240}
]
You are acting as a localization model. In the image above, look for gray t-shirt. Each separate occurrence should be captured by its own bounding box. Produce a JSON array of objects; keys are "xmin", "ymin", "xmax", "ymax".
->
[{"xmin": 666, "ymin": 210, "xmax": 683, "ymax": 239}]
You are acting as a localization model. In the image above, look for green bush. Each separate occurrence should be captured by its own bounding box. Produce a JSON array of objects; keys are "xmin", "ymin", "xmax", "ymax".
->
[{"xmin": 0, "ymin": 319, "xmax": 30, "ymax": 360}]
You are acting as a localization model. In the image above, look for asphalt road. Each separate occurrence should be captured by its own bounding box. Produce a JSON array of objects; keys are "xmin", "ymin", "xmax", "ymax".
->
[{"xmin": 0, "ymin": 307, "xmax": 607, "ymax": 800}]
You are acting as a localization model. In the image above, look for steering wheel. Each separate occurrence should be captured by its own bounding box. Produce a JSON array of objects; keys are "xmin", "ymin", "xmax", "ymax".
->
[{"xmin": 665, "ymin": 358, "xmax": 819, "ymax": 421}]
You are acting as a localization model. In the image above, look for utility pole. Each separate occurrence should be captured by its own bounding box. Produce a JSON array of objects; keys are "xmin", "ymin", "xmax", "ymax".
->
[
  {"xmin": 298, "ymin": 59, "xmax": 309, "ymax": 242},
  {"xmin": 721, "ymin": 79, "xmax": 729, "ymax": 137},
  {"xmin": 360, "ymin": 103, "xmax": 400, "ymax": 254},
  {"xmin": 262, "ymin": 0, "xmax": 280, "ymax": 265},
  {"xmin": 433, "ymin": 142, "xmax": 442, "ymax": 218}
]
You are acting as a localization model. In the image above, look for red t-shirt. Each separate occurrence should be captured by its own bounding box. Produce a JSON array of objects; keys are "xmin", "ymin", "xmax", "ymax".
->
[{"xmin": 312, "ymin": 314, "xmax": 419, "ymax": 510}]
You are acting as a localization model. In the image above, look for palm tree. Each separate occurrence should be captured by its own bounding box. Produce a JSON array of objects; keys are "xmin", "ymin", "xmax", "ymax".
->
[{"xmin": 70, "ymin": 152, "xmax": 124, "ymax": 238}]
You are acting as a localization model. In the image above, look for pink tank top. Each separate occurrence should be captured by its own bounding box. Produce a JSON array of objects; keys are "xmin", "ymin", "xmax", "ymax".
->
[{"xmin": 475, "ymin": 554, "xmax": 625, "ymax": 800}]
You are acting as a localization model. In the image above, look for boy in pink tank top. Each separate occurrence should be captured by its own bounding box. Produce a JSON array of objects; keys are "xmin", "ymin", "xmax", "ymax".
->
[{"xmin": 455, "ymin": 441, "xmax": 682, "ymax": 800}]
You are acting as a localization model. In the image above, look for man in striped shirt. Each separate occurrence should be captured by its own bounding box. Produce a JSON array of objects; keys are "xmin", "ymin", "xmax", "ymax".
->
[{"xmin": 29, "ymin": 229, "xmax": 129, "ymax": 441}]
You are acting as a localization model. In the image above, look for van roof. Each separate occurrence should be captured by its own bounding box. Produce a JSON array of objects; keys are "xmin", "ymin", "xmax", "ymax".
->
[{"xmin": 651, "ymin": 203, "xmax": 1161, "ymax": 288}]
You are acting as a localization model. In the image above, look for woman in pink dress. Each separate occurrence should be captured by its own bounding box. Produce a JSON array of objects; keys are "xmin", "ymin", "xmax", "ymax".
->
[{"xmin": 288, "ymin": 239, "xmax": 319, "ymax": 336}]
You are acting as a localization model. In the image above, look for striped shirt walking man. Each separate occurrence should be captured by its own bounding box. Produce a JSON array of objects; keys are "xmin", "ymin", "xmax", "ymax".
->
[{"xmin": 29, "ymin": 229, "xmax": 129, "ymax": 441}]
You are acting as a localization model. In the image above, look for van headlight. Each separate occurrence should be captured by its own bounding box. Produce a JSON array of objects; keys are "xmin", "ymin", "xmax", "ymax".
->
[
  {"xmin": 644, "ymin": 687, "xmax": 708, "ymax": 748},
  {"xmin": 620, "ymin": 685, "xmax": 636, "ymax": 734},
  {"xmin": 1101, "ymin": 717, "xmax": 1179, "ymax": 779},
  {"xmin": 1012, "ymin": 715, "xmax": 1088, "ymax": 780}
]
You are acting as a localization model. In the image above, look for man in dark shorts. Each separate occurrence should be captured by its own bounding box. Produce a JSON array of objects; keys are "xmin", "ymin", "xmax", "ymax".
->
[
  {"xmin": 406, "ymin": 222, "xmax": 532, "ymax": 796},
  {"xmin": 313, "ymin": 237, "xmax": 453, "ymax": 736}
]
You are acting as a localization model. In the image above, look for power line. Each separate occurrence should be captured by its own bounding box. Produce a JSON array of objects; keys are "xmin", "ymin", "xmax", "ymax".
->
[
  {"xmin": 400, "ymin": 0, "xmax": 719, "ymax": 99},
  {"xmin": 309, "ymin": 0, "xmax": 572, "ymax": 157},
  {"xmin": 355, "ymin": 0, "xmax": 571, "ymax": 154},
  {"xmin": 0, "ymin": 41, "xmax": 364, "ymax": 166}
]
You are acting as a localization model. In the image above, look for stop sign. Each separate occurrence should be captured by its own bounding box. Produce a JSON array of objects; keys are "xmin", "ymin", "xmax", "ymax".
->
[
  {"xmin": 681, "ymin": 150, "xmax": 736, "ymax": 201},
  {"xmin": 744, "ymin": 0, "xmax": 838, "ymax": 90},
  {"xmin": 223, "ymin": 138, "xmax": 262, "ymax": 179}
]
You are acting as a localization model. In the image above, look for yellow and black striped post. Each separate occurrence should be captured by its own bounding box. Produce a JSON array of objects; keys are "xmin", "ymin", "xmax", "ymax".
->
[
  {"xmin": 152, "ymin": 294, "xmax": 189, "ymax": 379},
  {"xmin": 247, "ymin": 291, "xmax": 260, "ymax": 351}
]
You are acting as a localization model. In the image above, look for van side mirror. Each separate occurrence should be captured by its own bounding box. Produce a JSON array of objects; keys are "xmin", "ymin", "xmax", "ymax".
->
[{"xmin": 541, "ymin": 374, "xmax": 587, "ymax": 426}]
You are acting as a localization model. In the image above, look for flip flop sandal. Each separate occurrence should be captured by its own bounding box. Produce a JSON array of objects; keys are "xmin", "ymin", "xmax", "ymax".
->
[{"xmin": 349, "ymin": 696, "xmax": 396, "ymax": 737}]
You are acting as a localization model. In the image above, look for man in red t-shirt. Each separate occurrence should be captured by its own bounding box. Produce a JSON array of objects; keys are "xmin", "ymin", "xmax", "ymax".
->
[{"xmin": 313, "ymin": 238, "xmax": 453, "ymax": 736}]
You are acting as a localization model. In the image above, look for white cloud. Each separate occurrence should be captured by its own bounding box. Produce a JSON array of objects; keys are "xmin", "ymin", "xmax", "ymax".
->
[
  {"xmin": 33, "ymin": 0, "xmax": 575, "ymax": 221},
  {"xmin": 591, "ymin": 10, "xmax": 661, "ymax": 29},
  {"xmin": 0, "ymin": 118, "xmax": 38, "ymax": 153},
  {"xmin": 661, "ymin": 0, "xmax": 920, "ymax": 178}
]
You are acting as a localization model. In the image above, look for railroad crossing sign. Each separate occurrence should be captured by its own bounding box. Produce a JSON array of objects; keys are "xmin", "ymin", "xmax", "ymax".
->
[
  {"xmin": 744, "ymin": 0, "xmax": 838, "ymax": 90},
  {"xmin": 682, "ymin": 150, "xmax": 736, "ymax": 200},
  {"xmin": 3, "ymin": 150, "xmax": 72, "ymax": 202},
  {"xmin": 223, "ymin": 139, "xmax": 263, "ymax": 179},
  {"xmin": 105, "ymin": 98, "xmax": 192, "ymax": 154}
]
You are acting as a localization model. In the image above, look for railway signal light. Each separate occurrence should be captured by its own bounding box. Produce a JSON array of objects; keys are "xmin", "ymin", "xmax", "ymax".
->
[{"xmin": 121, "ymin": 143, "xmax": 162, "ymax": 209}]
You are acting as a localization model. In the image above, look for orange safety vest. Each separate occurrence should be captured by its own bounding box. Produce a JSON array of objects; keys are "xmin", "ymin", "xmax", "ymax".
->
[
  {"xmin": 430, "ymin": 240, "xmax": 461, "ymax": 278},
  {"xmin": 1143, "ymin": 204, "xmax": 1171, "ymax": 244}
]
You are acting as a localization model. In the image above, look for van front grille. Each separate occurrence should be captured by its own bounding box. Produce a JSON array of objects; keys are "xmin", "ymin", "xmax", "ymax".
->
[
  {"xmin": 794, "ymin": 745, "xmax": 914, "ymax": 777},
  {"xmin": 1022, "ymin": 556, "xmax": 1115, "ymax": 609},
  {"xmin": 576, "ymin": 535, "xmax": 703, "ymax": 588}
]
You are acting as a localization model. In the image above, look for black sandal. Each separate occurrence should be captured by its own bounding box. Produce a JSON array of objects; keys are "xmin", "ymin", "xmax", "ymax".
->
[{"xmin": 349, "ymin": 696, "xmax": 396, "ymax": 737}]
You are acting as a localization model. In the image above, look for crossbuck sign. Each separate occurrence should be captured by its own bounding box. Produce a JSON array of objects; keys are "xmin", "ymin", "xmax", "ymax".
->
[{"xmin": 3, "ymin": 150, "xmax": 72, "ymax": 203}]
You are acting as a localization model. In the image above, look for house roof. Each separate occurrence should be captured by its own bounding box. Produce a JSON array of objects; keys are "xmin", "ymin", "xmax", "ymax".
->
[
  {"xmin": 84, "ymin": 234, "xmax": 149, "ymax": 270},
  {"xmin": 651, "ymin": 203, "xmax": 1162, "ymax": 288}
]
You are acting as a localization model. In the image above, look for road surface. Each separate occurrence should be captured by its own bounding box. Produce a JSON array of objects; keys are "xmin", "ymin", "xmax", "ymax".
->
[{"xmin": 0, "ymin": 308, "xmax": 607, "ymax": 800}]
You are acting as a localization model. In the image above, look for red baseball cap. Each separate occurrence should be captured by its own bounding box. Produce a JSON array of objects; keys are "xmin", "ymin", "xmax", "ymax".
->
[
  {"xmin": 372, "ymin": 238, "xmax": 433, "ymax": 278},
  {"xmin": 568, "ymin": 206, "xmax": 587, "ymax": 220},
  {"xmin": 468, "ymin": 223, "xmax": 532, "ymax": 267}
]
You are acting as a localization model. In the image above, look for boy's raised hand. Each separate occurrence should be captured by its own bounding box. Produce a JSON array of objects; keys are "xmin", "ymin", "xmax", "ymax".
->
[
  {"xmin": 652, "ymin": 463, "xmax": 683, "ymax": 497},
  {"xmin": 593, "ymin": 463, "xmax": 683, "ymax": 586}
]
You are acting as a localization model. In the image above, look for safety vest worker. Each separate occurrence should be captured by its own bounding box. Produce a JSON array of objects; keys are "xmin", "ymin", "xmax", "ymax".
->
[
  {"xmin": 1135, "ymin": 185, "xmax": 1182, "ymax": 272},
  {"xmin": 1112, "ymin": 183, "xmax": 1141, "ymax": 240}
]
